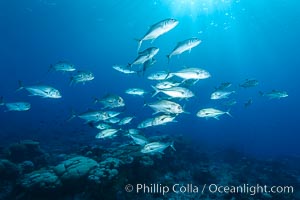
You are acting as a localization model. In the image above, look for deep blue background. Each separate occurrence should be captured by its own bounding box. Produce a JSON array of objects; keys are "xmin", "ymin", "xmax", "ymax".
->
[{"xmin": 0, "ymin": 0, "xmax": 299, "ymax": 156}]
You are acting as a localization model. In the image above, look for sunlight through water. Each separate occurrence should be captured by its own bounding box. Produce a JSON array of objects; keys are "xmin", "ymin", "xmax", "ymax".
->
[{"xmin": 161, "ymin": 0, "xmax": 234, "ymax": 18}]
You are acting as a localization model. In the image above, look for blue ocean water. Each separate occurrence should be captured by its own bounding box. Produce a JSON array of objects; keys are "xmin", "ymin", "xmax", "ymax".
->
[{"xmin": 1, "ymin": 0, "xmax": 299, "ymax": 156}]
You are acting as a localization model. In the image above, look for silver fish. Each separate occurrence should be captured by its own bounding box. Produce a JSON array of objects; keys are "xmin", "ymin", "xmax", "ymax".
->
[
  {"xmin": 239, "ymin": 79, "xmax": 259, "ymax": 88},
  {"xmin": 215, "ymin": 82, "xmax": 232, "ymax": 91},
  {"xmin": 211, "ymin": 90, "xmax": 235, "ymax": 100},
  {"xmin": 104, "ymin": 117, "xmax": 121, "ymax": 124},
  {"xmin": 152, "ymin": 114, "xmax": 177, "ymax": 126},
  {"xmin": 70, "ymin": 71, "xmax": 94, "ymax": 85},
  {"xmin": 49, "ymin": 61, "xmax": 76, "ymax": 72},
  {"xmin": 141, "ymin": 58, "xmax": 156, "ymax": 75},
  {"xmin": 155, "ymin": 80, "xmax": 181, "ymax": 89},
  {"xmin": 75, "ymin": 110, "xmax": 110, "ymax": 123},
  {"xmin": 95, "ymin": 129, "xmax": 119, "ymax": 139},
  {"xmin": 0, "ymin": 98, "xmax": 31, "ymax": 112},
  {"xmin": 118, "ymin": 116, "xmax": 135, "ymax": 125},
  {"xmin": 196, "ymin": 108, "xmax": 232, "ymax": 120},
  {"xmin": 105, "ymin": 111, "xmax": 122, "ymax": 118},
  {"xmin": 167, "ymin": 38, "xmax": 201, "ymax": 63},
  {"xmin": 141, "ymin": 141, "xmax": 176, "ymax": 154},
  {"xmin": 259, "ymin": 90, "xmax": 288, "ymax": 99},
  {"xmin": 137, "ymin": 118, "xmax": 155, "ymax": 129},
  {"xmin": 130, "ymin": 134, "xmax": 148, "ymax": 146},
  {"xmin": 68, "ymin": 109, "xmax": 120, "ymax": 124},
  {"xmin": 146, "ymin": 100, "xmax": 184, "ymax": 115},
  {"xmin": 151, "ymin": 86, "xmax": 194, "ymax": 99},
  {"xmin": 112, "ymin": 65, "xmax": 137, "ymax": 74},
  {"xmin": 92, "ymin": 122, "xmax": 111, "ymax": 130},
  {"xmin": 17, "ymin": 81, "xmax": 62, "ymax": 99},
  {"xmin": 136, "ymin": 18, "xmax": 179, "ymax": 51},
  {"xmin": 147, "ymin": 71, "xmax": 173, "ymax": 81},
  {"xmin": 170, "ymin": 68, "xmax": 210, "ymax": 80},
  {"xmin": 130, "ymin": 47, "xmax": 159, "ymax": 66},
  {"xmin": 125, "ymin": 88, "xmax": 147, "ymax": 96},
  {"xmin": 127, "ymin": 128, "xmax": 141, "ymax": 135},
  {"xmin": 94, "ymin": 94, "xmax": 125, "ymax": 109}
]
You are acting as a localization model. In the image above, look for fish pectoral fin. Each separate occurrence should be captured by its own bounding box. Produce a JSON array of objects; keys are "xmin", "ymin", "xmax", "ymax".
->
[
  {"xmin": 152, "ymin": 111, "xmax": 160, "ymax": 115},
  {"xmin": 159, "ymin": 151, "xmax": 165, "ymax": 155},
  {"xmin": 214, "ymin": 116, "xmax": 220, "ymax": 120}
]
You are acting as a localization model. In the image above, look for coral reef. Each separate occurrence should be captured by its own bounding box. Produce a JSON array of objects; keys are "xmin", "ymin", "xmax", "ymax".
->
[
  {"xmin": 6, "ymin": 140, "xmax": 48, "ymax": 167},
  {"xmin": 54, "ymin": 156, "xmax": 98, "ymax": 182},
  {"xmin": 0, "ymin": 139, "xmax": 298, "ymax": 199},
  {"xmin": 0, "ymin": 159, "xmax": 20, "ymax": 180},
  {"xmin": 20, "ymin": 169, "xmax": 62, "ymax": 191}
]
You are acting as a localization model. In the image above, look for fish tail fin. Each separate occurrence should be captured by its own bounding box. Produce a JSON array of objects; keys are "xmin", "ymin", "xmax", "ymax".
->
[
  {"xmin": 165, "ymin": 71, "xmax": 172, "ymax": 80},
  {"xmin": 16, "ymin": 80, "xmax": 24, "ymax": 92},
  {"xmin": 93, "ymin": 97, "xmax": 99, "ymax": 104},
  {"xmin": 166, "ymin": 55, "xmax": 171, "ymax": 64},
  {"xmin": 191, "ymin": 79, "xmax": 199, "ymax": 85},
  {"xmin": 143, "ymin": 99, "xmax": 147, "ymax": 107},
  {"xmin": 169, "ymin": 141, "xmax": 176, "ymax": 151},
  {"xmin": 180, "ymin": 79, "xmax": 187, "ymax": 86},
  {"xmin": 0, "ymin": 96, "xmax": 4, "ymax": 106},
  {"xmin": 182, "ymin": 104, "xmax": 190, "ymax": 114},
  {"xmin": 69, "ymin": 77, "xmax": 74, "ymax": 86},
  {"xmin": 226, "ymin": 109, "xmax": 233, "ymax": 118},
  {"xmin": 134, "ymin": 38, "xmax": 142, "ymax": 52},
  {"xmin": 127, "ymin": 63, "xmax": 133, "ymax": 68},
  {"xmin": 151, "ymin": 85, "xmax": 160, "ymax": 97},
  {"xmin": 66, "ymin": 109, "xmax": 76, "ymax": 122}
]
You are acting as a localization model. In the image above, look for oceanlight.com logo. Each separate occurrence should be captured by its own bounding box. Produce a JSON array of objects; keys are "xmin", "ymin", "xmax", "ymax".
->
[
  {"xmin": 207, "ymin": 184, "xmax": 294, "ymax": 196},
  {"xmin": 124, "ymin": 183, "xmax": 294, "ymax": 196}
]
